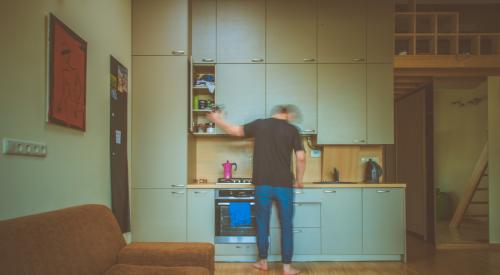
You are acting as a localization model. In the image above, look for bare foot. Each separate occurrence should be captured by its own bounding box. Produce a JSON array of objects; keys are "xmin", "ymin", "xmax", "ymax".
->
[
  {"xmin": 283, "ymin": 264, "xmax": 300, "ymax": 275},
  {"xmin": 253, "ymin": 259, "xmax": 269, "ymax": 271}
]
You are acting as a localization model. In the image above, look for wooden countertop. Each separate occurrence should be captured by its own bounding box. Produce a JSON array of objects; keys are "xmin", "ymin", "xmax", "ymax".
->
[{"xmin": 187, "ymin": 183, "xmax": 406, "ymax": 189}]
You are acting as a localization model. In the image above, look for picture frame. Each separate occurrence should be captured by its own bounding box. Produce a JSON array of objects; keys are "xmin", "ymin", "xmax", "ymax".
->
[{"xmin": 47, "ymin": 13, "xmax": 87, "ymax": 131}]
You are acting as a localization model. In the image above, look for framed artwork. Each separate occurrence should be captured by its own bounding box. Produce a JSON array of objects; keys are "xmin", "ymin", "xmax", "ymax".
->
[{"xmin": 48, "ymin": 13, "xmax": 87, "ymax": 131}]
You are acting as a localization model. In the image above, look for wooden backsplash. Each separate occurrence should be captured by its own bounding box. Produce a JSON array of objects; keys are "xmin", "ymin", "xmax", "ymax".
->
[{"xmin": 191, "ymin": 136, "xmax": 383, "ymax": 183}]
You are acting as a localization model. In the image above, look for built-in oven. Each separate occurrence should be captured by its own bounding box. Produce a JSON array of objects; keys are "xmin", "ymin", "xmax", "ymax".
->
[{"xmin": 214, "ymin": 189, "xmax": 256, "ymax": 244}]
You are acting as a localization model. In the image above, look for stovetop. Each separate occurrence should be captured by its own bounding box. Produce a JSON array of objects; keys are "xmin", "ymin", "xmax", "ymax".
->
[{"xmin": 216, "ymin": 177, "xmax": 253, "ymax": 184}]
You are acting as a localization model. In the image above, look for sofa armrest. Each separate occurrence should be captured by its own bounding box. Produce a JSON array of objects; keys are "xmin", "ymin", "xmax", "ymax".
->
[{"xmin": 117, "ymin": 242, "xmax": 214, "ymax": 274}]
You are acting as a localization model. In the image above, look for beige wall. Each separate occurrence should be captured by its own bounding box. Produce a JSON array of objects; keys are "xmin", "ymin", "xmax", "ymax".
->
[
  {"xmin": 488, "ymin": 76, "xmax": 500, "ymax": 243},
  {"xmin": 0, "ymin": 0, "xmax": 131, "ymax": 220},
  {"xmin": 434, "ymin": 78, "xmax": 488, "ymax": 215}
]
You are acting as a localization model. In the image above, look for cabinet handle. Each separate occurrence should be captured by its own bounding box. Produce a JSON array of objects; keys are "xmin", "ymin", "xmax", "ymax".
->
[
  {"xmin": 303, "ymin": 58, "xmax": 315, "ymax": 62},
  {"xmin": 293, "ymin": 229, "xmax": 303, "ymax": 233},
  {"xmin": 194, "ymin": 191, "xmax": 208, "ymax": 194},
  {"xmin": 171, "ymin": 191, "xmax": 185, "ymax": 194},
  {"xmin": 251, "ymin": 58, "xmax": 264, "ymax": 62},
  {"xmin": 353, "ymin": 139, "xmax": 366, "ymax": 143},
  {"xmin": 352, "ymin": 58, "xmax": 365, "ymax": 62},
  {"xmin": 202, "ymin": 58, "xmax": 214, "ymax": 62},
  {"xmin": 294, "ymin": 190, "xmax": 303, "ymax": 194},
  {"xmin": 172, "ymin": 50, "xmax": 185, "ymax": 55},
  {"xmin": 323, "ymin": 190, "xmax": 336, "ymax": 193},
  {"xmin": 376, "ymin": 190, "xmax": 390, "ymax": 193},
  {"xmin": 171, "ymin": 184, "xmax": 185, "ymax": 187}
]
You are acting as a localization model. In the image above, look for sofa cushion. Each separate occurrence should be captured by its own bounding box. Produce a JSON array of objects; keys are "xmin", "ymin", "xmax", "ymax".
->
[
  {"xmin": 104, "ymin": 264, "xmax": 210, "ymax": 275},
  {"xmin": 118, "ymin": 242, "xmax": 214, "ymax": 273},
  {"xmin": 0, "ymin": 204, "xmax": 126, "ymax": 275}
]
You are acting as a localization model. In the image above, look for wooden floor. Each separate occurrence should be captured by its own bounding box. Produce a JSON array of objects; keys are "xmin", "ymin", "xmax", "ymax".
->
[
  {"xmin": 215, "ymin": 235, "xmax": 500, "ymax": 275},
  {"xmin": 436, "ymin": 218, "xmax": 489, "ymax": 246}
]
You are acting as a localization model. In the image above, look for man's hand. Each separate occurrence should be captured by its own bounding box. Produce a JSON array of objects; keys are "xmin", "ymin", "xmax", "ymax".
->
[
  {"xmin": 206, "ymin": 110, "xmax": 223, "ymax": 123},
  {"xmin": 294, "ymin": 181, "xmax": 304, "ymax": 189}
]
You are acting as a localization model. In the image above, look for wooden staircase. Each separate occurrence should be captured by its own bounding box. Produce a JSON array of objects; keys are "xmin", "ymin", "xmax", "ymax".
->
[{"xmin": 449, "ymin": 143, "xmax": 489, "ymax": 228}]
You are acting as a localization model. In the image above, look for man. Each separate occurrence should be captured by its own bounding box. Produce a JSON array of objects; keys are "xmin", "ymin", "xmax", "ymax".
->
[{"xmin": 207, "ymin": 105, "xmax": 305, "ymax": 275}]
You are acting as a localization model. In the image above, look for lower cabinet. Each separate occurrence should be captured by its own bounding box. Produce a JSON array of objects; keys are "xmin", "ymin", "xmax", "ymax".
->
[
  {"xmin": 321, "ymin": 188, "xmax": 363, "ymax": 254},
  {"xmin": 131, "ymin": 188, "xmax": 186, "ymax": 242},
  {"xmin": 216, "ymin": 244, "xmax": 257, "ymax": 255},
  {"xmin": 187, "ymin": 189, "xmax": 214, "ymax": 242},
  {"xmin": 362, "ymin": 188, "xmax": 405, "ymax": 254},
  {"xmin": 270, "ymin": 227, "xmax": 321, "ymax": 255}
]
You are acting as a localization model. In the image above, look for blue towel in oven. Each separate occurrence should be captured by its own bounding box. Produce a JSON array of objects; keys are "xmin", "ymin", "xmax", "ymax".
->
[{"xmin": 229, "ymin": 202, "xmax": 252, "ymax": 227}]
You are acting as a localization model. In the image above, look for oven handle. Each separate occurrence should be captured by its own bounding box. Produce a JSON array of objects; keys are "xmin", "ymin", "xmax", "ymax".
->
[{"xmin": 217, "ymin": 202, "xmax": 255, "ymax": 206}]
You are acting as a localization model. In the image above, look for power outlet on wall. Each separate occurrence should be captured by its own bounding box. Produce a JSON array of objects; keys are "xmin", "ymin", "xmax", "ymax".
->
[{"xmin": 2, "ymin": 138, "xmax": 47, "ymax": 157}]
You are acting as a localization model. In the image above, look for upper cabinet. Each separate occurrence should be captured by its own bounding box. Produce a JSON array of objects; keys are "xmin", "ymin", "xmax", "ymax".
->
[
  {"xmin": 216, "ymin": 64, "xmax": 266, "ymax": 126},
  {"xmin": 266, "ymin": 64, "xmax": 317, "ymax": 134},
  {"xmin": 318, "ymin": 0, "xmax": 366, "ymax": 63},
  {"xmin": 318, "ymin": 0, "xmax": 394, "ymax": 63},
  {"xmin": 366, "ymin": 0, "xmax": 394, "ymax": 63},
  {"xmin": 367, "ymin": 64, "xmax": 394, "ymax": 144},
  {"xmin": 217, "ymin": 0, "xmax": 266, "ymax": 63},
  {"xmin": 266, "ymin": 0, "xmax": 317, "ymax": 63},
  {"xmin": 192, "ymin": 0, "xmax": 216, "ymax": 63},
  {"xmin": 318, "ymin": 64, "xmax": 366, "ymax": 144},
  {"xmin": 132, "ymin": 0, "xmax": 188, "ymax": 55}
]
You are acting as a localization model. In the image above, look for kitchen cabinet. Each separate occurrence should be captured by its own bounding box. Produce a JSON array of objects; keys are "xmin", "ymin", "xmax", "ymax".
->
[
  {"xmin": 266, "ymin": 0, "xmax": 317, "ymax": 63},
  {"xmin": 270, "ymin": 202, "xmax": 321, "ymax": 228},
  {"xmin": 317, "ymin": 0, "xmax": 394, "ymax": 64},
  {"xmin": 192, "ymin": 0, "xmax": 216, "ymax": 63},
  {"xmin": 367, "ymin": 64, "xmax": 394, "ymax": 144},
  {"xmin": 216, "ymin": 64, "xmax": 265, "ymax": 126},
  {"xmin": 132, "ymin": 56, "xmax": 188, "ymax": 187},
  {"xmin": 187, "ymin": 189, "xmax": 215, "ymax": 243},
  {"xmin": 318, "ymin": 64, "xmax": 394, "ymax": 144},
  {"xmin": 318, "ymin": 0, "xmax": 366, "ymax": 63},
  {"xmin": 217, "ymin": 0, "xmax": 265, "ymax": 63},
  {"xmin": 321, "ymin": 188, "xmax": 362, "ymax": 254},
  {"xmin": 362, "ymin": 188, "xmax": 405, "ymax": 254},
  {"xmin": 132, "ymin": 0, "xmax": 188, "ymax": 55},
  {"xmin": 366, "ymin": 0, "xmax": 394, "ymax": 63},
  {"xmin": 270, "ymin": 227, "xmax": 321, "ymax": 255},
  {"xmin": 318, "ymin": 64, "xmax": 366, "ymax": 144},
  {"xmin": 266, "ymin": 64, "xmax": 317, "ymax": 134},
  {"xmin": 131, "ymin": 188, "xmax": 187, "ymax": 242}
]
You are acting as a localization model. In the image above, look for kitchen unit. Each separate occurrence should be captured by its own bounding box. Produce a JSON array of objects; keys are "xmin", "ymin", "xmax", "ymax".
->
[{"xmin": 187, "ymin": 184, "xmax": 406, "ymax": 262}]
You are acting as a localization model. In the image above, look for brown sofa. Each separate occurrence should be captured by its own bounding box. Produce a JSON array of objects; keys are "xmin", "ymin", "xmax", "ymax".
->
[{"xmin": 0, "ymin": 204, "xmax": 214, "ymax": 275}]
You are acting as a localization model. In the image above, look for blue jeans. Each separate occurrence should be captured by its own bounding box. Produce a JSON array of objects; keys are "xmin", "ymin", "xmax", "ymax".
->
[{"xmin": 255, "ymin": 185, "xmax": 294, "ymax": 264}]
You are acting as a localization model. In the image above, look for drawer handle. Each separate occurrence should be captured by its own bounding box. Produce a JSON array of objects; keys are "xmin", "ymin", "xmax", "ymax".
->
[
  {"xmin": 171, "ymin": 184, "xmax": 185, "ymax": 187},
  {"xmin": 293, "ymin": 203, "xmax": 302, "ymax": 206},
  {"xmin": 376, "ymin": 190, "xmax": 390, "ymax": 193},
  {"xmin": 172, "ymin": 50, "xmax": 185, "ymax": 55},
  {"xmin": 303, "ymin": 58, "xmax": 315, "ymax": 62},
  {"xmin": 294, "ymin": 190, "xmax": 303, "ymax": 194},
  {"xmin": 251, "ymin": 58, "xmax": 264, "ymax": 62},
  {"xmin": 352, "ymin": 58, "xmax": 365, "ymax": 62},
  {"xmin": 301, "ymin": 129, "xmax": 316, "ymax": 133},
  {"xmin": 194, "ymin": 191, "xmax": 208, "ymax": 194},
  {"xmin": 217, "ymin": 202, "xmax": 255, "ymax": 206},
  {"xmin": 171, "ymin": 191, "xmax": 185, "ymax": 194},
  {"xmin": 353, "ymin": 139, "xmax": 366, "ymax": 143},
  {"xmin": 323, "ymin": 190, "xmax": 336, "ymax": 193},
  {"xmin": 293, "ymin": 229, "xmax": 303, "ymax": 233},
  {"xmin": 202, "ymin": 58, "xmax": 214, "ymax": 62}
]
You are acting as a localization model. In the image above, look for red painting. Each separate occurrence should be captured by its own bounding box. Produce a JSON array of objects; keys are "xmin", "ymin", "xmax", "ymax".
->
[{"xmin": 48, "ymin": 13, "xmax": 87, "ymax": 131}]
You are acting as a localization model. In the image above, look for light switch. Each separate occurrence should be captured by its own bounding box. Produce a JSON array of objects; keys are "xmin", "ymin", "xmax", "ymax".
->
[{"xmin": 2, "ymin": 138, "xmax": 47, "ymax": 157}]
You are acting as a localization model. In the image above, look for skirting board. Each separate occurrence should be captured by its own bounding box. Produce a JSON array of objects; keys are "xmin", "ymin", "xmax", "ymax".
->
[{"xmin": 215, "ymin": 254, "xmax": 405, "ymax": 262}]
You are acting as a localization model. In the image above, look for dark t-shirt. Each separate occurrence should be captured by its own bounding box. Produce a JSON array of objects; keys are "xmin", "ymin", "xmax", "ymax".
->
[{"xmin": 243, "ymin": 118, "xmax": 304, "ymax": 187}]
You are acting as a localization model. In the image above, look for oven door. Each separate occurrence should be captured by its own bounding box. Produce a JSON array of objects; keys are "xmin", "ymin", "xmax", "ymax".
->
[{"xmin": 215, "ymin": 200, "xmax": 256, "ymax": 243}]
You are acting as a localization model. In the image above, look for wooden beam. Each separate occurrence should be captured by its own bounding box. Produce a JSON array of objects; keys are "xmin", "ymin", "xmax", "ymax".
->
[
  {"xmin": 395, "ymin": 55, "xmax": 500, "ymax": 69},
  {"xmin": 449, "ymin": 143, "xmax": 489, "ymax": 228},
  {"xmin": 395, "ymin": 68, "xmax": 500, "ymax": 77}
]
